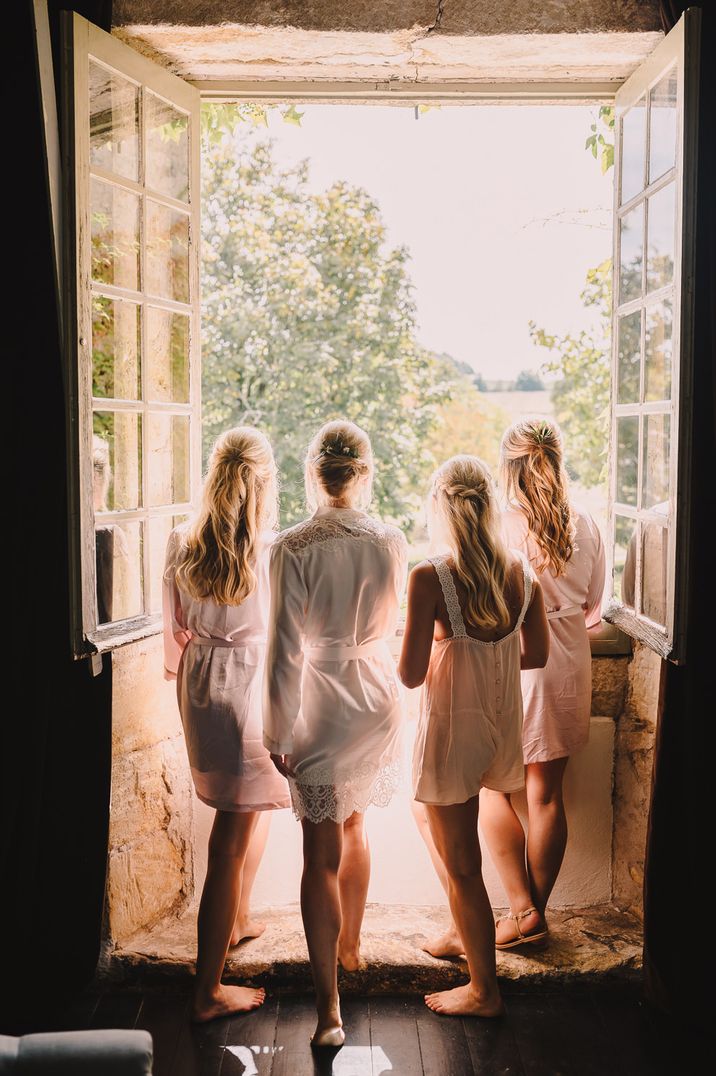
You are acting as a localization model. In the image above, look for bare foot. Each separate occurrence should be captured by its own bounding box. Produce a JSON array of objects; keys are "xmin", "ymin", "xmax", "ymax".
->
[
  {"xmin": 337, "ymin": 939, "xmax": 362, "ymax": 971},
  {"xmin": 192, "ymin": 984, "xmax": 265, "ymax": 1023},
  {"xmin": 424, "ymin": 984, "xmax": 504, "ymax": 1018},
  {"xmin": 495, "ymin": 908, "xmax": 547, "ymax": 949},
  {"xmin": 311, "ymin": 1006, "xmax": 345, "ymax": 1048},
  {"xmin": 229, "ymin": 917, "xmax": 267, "ymax": 947},
  {"xmin": 422, "ymin": 927, "xmax": 465, "ymax": 959}
]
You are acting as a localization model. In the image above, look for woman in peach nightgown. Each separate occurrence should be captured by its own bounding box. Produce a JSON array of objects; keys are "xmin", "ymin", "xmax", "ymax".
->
[{"xmin": 479, "ymin": 419, "xmax": 605, "ymax": 950}]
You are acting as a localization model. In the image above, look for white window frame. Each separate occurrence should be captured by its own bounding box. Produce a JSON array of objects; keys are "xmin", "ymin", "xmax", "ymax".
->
[
  {"xmin": 604, "ymin": 10, "xmax": 700, "ymax": 662},
  {"xmin": 62, "ymin": 12, "xmax": 201, "ymax": 657}
]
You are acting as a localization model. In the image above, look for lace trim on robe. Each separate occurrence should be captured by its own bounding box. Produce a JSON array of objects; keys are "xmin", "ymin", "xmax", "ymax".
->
[
  {"xmin": 276, "ymin": 515, "xmax": 406, "ymax": 559},
  {"xmin": 288, "ymin": 758, "xmax": 402, "ymax": 824}
]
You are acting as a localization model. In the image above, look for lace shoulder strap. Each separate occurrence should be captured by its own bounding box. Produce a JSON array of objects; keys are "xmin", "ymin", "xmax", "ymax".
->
[
  {"xmin": 429, "ymin": 556, "xmax": 467, "ymax": 638},
  {"xmin": 515, "ymin": 552, "xmax": 534, "ymax": 629}
]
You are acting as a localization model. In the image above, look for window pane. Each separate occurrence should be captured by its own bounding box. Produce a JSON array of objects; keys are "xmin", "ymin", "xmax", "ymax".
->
[
  {"xmin": 89, "ymin": 61, "xmax": 139, "ymax": 181},
  {"xmin": 146, "ymin": 201, "xmax": 190, "ymax": 303},
  {"xmin": 617, "ymin": 310, "xmax": 641, "ymax": 404},
  {"xmin": 619, "ymin": 203, "xmax": 643, "ymax": 304},
  {"xmin": 642, "ymin": 413, "xmax": 670, "ymax": 509},
  {"xmin": 92, "ymin": 296, "xmax": 140, "ymax": 400},
  {"xmin": 93, "ymin": 412, "xmax": 142, "ymax": 511},
  {"xmin": 616, "ymin": 416, "xmax": 639, "ymax": 507},
  {"xmin": 146, "ymin": 308, "xmax": 190, "ymax": 402},
  {"xmin": 147, "ymin": 413, "xmax": 190, "ymax": 506},
  {"xmin": 649, "ymin": 67, "xmax": 677, "ymax": 183},
  {"xmin": 621, "ymin": 98, "xmax": 646, "ymax": 204},
  {"xmin": 95, "ymin": 518, "xmax": 143, "ymax": 624},
  {"xmin": 91, "ymin": 178, "xmax": 140, "ymax": 290},
  {"xmin": 644, "ymin": 299, "xmax": 673, "ymax": 401},
  {"xmin": 147, "ymin": 514, "xmax": 173, "ymax": 614},
  {"xmin": 146, "ymin": 92, "xmax": 189, "ymax": 203},
  {"xmin": 641, "ymin": 520, "xmax": 668, "ymax": 625},
  {"xmin": 647, "ymin": 183, "xmax": 676, "ymax": 292},
  {"xmin": 614, "ymin": 514, "xmax": 637, "ymax": 607}
]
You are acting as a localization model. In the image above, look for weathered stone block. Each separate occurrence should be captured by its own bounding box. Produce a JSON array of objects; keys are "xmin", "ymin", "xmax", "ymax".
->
[
  {"xmin": 112, "ymin": 635, "xmax": 182, "ymax": 756},
  {"xmin": 623, "ymin": 641, "xmax": 661, "ymax": 727},
  {"xmin": 108, "ymin": 829, "xmax": 188, "ymax": 945},
  {"xmin": 591, "ymin": 655, "xmax": 629, "ymax": 718}
]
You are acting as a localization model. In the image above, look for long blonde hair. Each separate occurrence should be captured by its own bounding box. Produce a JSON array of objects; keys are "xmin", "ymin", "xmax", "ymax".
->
[
  {"xmin": 175, "ymin": 426, "xmax": 277, "ymax": 606},
  {"xmin": 500, "ymin": 418, "xmax": 575, "ymax": 577},
  {"xmin": 430, "ymin": 455, "xmax": 511, "ymax": 632},
  {"xmin": 305, "ymin": 419, "xmax": 373, "ymax": 509}
]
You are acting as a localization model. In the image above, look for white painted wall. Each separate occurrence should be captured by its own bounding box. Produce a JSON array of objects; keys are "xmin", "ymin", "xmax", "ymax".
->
[{"xmin": 194, "ymin": 714, "xmax": 614, "ymax": 910}]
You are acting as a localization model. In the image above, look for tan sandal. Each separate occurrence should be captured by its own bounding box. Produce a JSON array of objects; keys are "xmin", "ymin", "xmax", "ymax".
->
[{"xmin": 495, "ymin": 907, "xmax": 548, "ymax": 950}]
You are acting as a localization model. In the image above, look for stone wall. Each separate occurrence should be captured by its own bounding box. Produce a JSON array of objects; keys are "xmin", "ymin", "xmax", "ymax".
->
[
  {"xmin": 611, "ymin": 641, "xmax": 661, "ymax": 918},
  {"xmin": 108, "ymin": 635, "xmax": 195, "ymax": 946}
]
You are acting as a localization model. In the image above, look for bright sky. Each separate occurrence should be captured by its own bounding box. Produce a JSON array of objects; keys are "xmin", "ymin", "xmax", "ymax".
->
[{"xmin": 255, "ymin": 103, "xmax": 612, "ymax": 381}]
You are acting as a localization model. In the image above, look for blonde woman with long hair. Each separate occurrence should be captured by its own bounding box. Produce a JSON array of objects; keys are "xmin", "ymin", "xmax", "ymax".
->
[
  {"xmin": 264, "ymin": 419, "xmax": 407, "ymax": 1047},
  {"xmin": 163, "ymin": 427, "xmax": 290, "ymax": 1022},
  {"xmin": 477, "ymin": 418, "xmax": 605, "ymax": 951},
  {"xmin": 399, "ymin": 455, "xmax": 549, "ymax": 1017}
]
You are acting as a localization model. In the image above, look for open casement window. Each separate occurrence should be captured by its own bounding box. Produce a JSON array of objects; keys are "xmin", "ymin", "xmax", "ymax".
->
[
  {"xmin": 62, "ymin": 13, "xmax": 201, "ymax": 657},
  {"xmin": 605, "ymin": 10, "xmax": 700, "ymax": 663}
]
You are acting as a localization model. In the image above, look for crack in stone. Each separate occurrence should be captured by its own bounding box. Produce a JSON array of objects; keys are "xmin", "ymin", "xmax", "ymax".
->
[{"xmin": 427, "ymin": 0, "xmax": 447, "ymax": 36}]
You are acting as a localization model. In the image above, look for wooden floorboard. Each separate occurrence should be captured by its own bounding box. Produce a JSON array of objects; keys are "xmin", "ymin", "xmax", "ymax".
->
[
  {"xmin": 369, "ymin": 997, "xmax": 424, "ymax": 1076},
  {"xmin": 220, "ymin": 995, "xmax": 279, "ymax": 1076},
  {"xmin": 416, "ymin": 1003, "xmax": 473, "ymax": 1076},
  {"xmin": 463, "ymin": 1004, "xmax": 525, "ymax": 1076},
  {"xmin": 135, "ymin": 994, "xmax": 189, "ymax": 1076},
  {"xmin": 89, "ymin": 991, "xmax": 143, "ymax": 1031},
  {"xmin": 271, "ymin": 995, "xmax": 321, "ymax": 1076},
  {"xmin": 170, "ymin": 1008, "xmax": 232, "ymax": 1076}
]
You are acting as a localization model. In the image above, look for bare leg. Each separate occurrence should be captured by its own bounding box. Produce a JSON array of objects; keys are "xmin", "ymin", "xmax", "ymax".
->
[
  {"xmin": 301, "ymin": 818, "xmax": 346, "ymax": 1047},
  {"xmin": 525, "ymin": 758, "xmax": 569, "ymax": 916},
  {"xmin": 411, "ymin": 800, "xmax": 464, "ymax": 958},
  {"xmin": 193, "ymin": 810, "xmax": 265, "ymax": 1022},
  {"xmin": 337, "ymin": 811, "xmax": 370, "ymax": 971},
  {"xmin": 423, "ymin": 798, "xmax": 503, "ymax": 1017},
  {"xmin": 479, "ymin": 789, "xmax": 544, "ymax": 946},
  {"xmin": 231, "ymin": 810, "xmax": 271, "ymax": 946}
]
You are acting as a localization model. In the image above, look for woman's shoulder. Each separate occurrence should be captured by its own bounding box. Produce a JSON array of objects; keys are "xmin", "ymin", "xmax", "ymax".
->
[{"xmin": 570, "ymin": 505, "xmax": 603, "ymax": 547}]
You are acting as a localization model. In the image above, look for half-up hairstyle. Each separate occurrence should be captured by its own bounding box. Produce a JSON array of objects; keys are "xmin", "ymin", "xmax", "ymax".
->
[
  {"xmin": 499, "ymin": 418, "xmax": 575, "ymax": 577},
  {"xmin": 175, "ymin": 426, "xmax": 277, "ymax": 606},
  {"xmin": 431, "ymin": 455, "xmax": 511, "ymax": 633},
  {"xmin": 305, "ymin": 419, "xmax": 373, "ymax": 509}
]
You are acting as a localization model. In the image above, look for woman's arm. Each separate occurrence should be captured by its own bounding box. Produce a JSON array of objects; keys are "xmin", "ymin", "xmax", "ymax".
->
[
  {"xmin": 263, "ymin": 542, "xmax": 307, "ymax": 769},
  {"xmin": 520, "ymin": 578, "xmax": 550, "ymax": 670},
  {"xmin": 162, "ymin": 531, "xmax": 191, "ymax": 681},
  {"xmin": 585, "ymin": 520, "xmax": 607, "ymax": 630},
  {"xmin": 398, "ymin": 563, "xmax": 437, "ymax": 690}
]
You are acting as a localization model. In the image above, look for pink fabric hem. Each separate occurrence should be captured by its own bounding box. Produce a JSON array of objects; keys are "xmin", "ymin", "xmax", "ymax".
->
[
  {"xmin": 196, "ymin": 792, "xmax": 290, "ymax": 813},
  {"xmin": 523, "ymin": 738, "xmax": 588, "ymax": 765}
]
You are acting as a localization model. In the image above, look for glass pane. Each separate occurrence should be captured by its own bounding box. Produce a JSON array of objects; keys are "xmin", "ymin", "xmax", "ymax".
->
[
  {"xmin": 649, "ymin": 67, "xmax": 678, "ymax": 183},
  {"xmin": 91, "ymin": 178, "xmax": 140, "ymax": 290},
  {"xmin": 92, "ymin": 296, "xmax": 140, "ymax": 400},
  {"xmin": 620, "ymin": 98, "xmax": 646, "ymax": 204},
  {"xmin": 616, "ymin": 416, "xmax": 638, "ymax": 507},
  {"xmin": 146, "ymin": 201, "xmax": 190, "ymax": 303},
  {"xmin": 619, "ymin": 204, "xmax": 643, "ymax": 304},
  {"xmin": 617, "ymin": 310, "xmax": 641, "ymax": 404},
  {"xmin": 647, "ymin": 183, "xmax": 676, "ymax": 292},
  {"xmin": 95, "ymin": 518, "xmax": 143, "ymax": 624},
  {"xmin": 92, "ymin": 413, "xmax": 142, "ymax": 511},
  {"xmin": 89, "ymin": 61, "xmax": 139, "ymax": 181},
  {"xmin": 614, "ymin": 514, "xmax": 637, "ymax": 607},
  {"xmin": 641, "ymin": 520, "xmax": 668, "ymax": 625},
  {"xmin": 147, "ymin": 413, "xmax": 190, "ymax": 506},
  {"xmin": 146, "ymin": 308, "xmax": 190, "ymax": 402},
  {"xmin": 146, "ymin": 92, "xmax": 189, "ymax": 203},
  {"xmin": 644, "ymin": 300, "xmax": 673, "ymax": 401},
  {"xmin": 642, "ymin": 413, "xmax": 671, "ymax": 509},
  {"xmin": 147, "ymin": 514, "xmax": 174, "ymax": 614}
]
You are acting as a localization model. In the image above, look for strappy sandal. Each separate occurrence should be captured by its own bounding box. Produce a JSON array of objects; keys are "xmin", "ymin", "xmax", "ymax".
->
[{"xmin": 495, "ymin": 907, "xmax": 548, "ymax": 950}]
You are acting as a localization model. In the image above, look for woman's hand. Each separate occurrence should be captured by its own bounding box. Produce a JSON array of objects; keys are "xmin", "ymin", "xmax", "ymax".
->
[{"xmin": 270, "ymin": 753, "xmax": 295, "ymax": 779}]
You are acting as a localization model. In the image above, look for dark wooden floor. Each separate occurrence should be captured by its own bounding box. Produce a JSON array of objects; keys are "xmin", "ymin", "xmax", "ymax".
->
[{"xmin": 2, "ymin": 983, "xmax": 713, "ymax": 1075}]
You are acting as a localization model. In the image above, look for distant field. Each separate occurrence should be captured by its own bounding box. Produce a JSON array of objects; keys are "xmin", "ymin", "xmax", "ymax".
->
[{"xmin": 478, "ymin": 390, "xmax": 554, "ymax": 424}]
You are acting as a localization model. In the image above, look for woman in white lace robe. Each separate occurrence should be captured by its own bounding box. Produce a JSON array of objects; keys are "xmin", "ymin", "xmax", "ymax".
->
[{"xmin": 264, "ymin": 420, "xmax": 407, "ymax": 1047}]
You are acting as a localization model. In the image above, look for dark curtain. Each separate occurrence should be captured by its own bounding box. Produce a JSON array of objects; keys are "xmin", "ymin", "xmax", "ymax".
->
[
  {"xmin": 644, "ymin": 4, "xmax": 716, "ymax": 1031},
  {"xmin": 3, "ymin": 1, "xmax": 113, "ymax": 1026}
]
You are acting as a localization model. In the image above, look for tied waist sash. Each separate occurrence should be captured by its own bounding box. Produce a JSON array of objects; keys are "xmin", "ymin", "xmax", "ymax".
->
[
  {"xmin": 188, "ymin": 635, "xmax": 266, "ymax": 665},
  {"xmin": 546, "ymin": 605, "xmax": 583, "ymax": 621},
  {"xmin": 304, "ymin": 639, "xmax": 390, "ymax": 662}
]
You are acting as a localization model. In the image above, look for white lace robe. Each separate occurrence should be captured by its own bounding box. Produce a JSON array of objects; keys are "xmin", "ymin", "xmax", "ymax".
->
[{"xmin": 263, "ymin": 506, "xmax": 408, "ymax": 823}]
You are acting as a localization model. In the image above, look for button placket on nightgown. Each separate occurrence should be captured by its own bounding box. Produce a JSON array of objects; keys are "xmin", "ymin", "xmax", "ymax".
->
[{"xmin": 495, "ymin": 648, "xmax": 503, "ymax": 715}]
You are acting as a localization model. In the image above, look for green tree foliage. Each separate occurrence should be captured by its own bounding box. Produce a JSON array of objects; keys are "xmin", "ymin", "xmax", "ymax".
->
[
  {"xmin": 201, "ymin": 131, "xmax": 454, "ymax": 529},
  {"xmin": 514, "ymin": 368, "xmax": 545, "ymax": 391}
]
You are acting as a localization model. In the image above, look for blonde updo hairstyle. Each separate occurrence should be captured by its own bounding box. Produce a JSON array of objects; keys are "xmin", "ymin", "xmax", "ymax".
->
[
  {"xmin": 305, "ymin": 419, "xmax": 373, "ymax": 510},
  {"xmin": 175, "ymin": 426, "xmax": 277, "ymax": 606},
  {"xmin": 500, "ymin": 418, "xmax": 575, "ymax": 577},
  {"xmin": 430, "ymin": 454, "xmax": 511, "ymax": 633}
]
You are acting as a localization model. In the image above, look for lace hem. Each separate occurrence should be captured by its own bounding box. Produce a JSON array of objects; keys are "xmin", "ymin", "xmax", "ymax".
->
[
  {"xmin": 289, "ymin": 759, "xmax": 402, "ymax": 823},
  {"xmin": 277, "ymin": 515, "xmax": 406, "ymax": 559}
]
